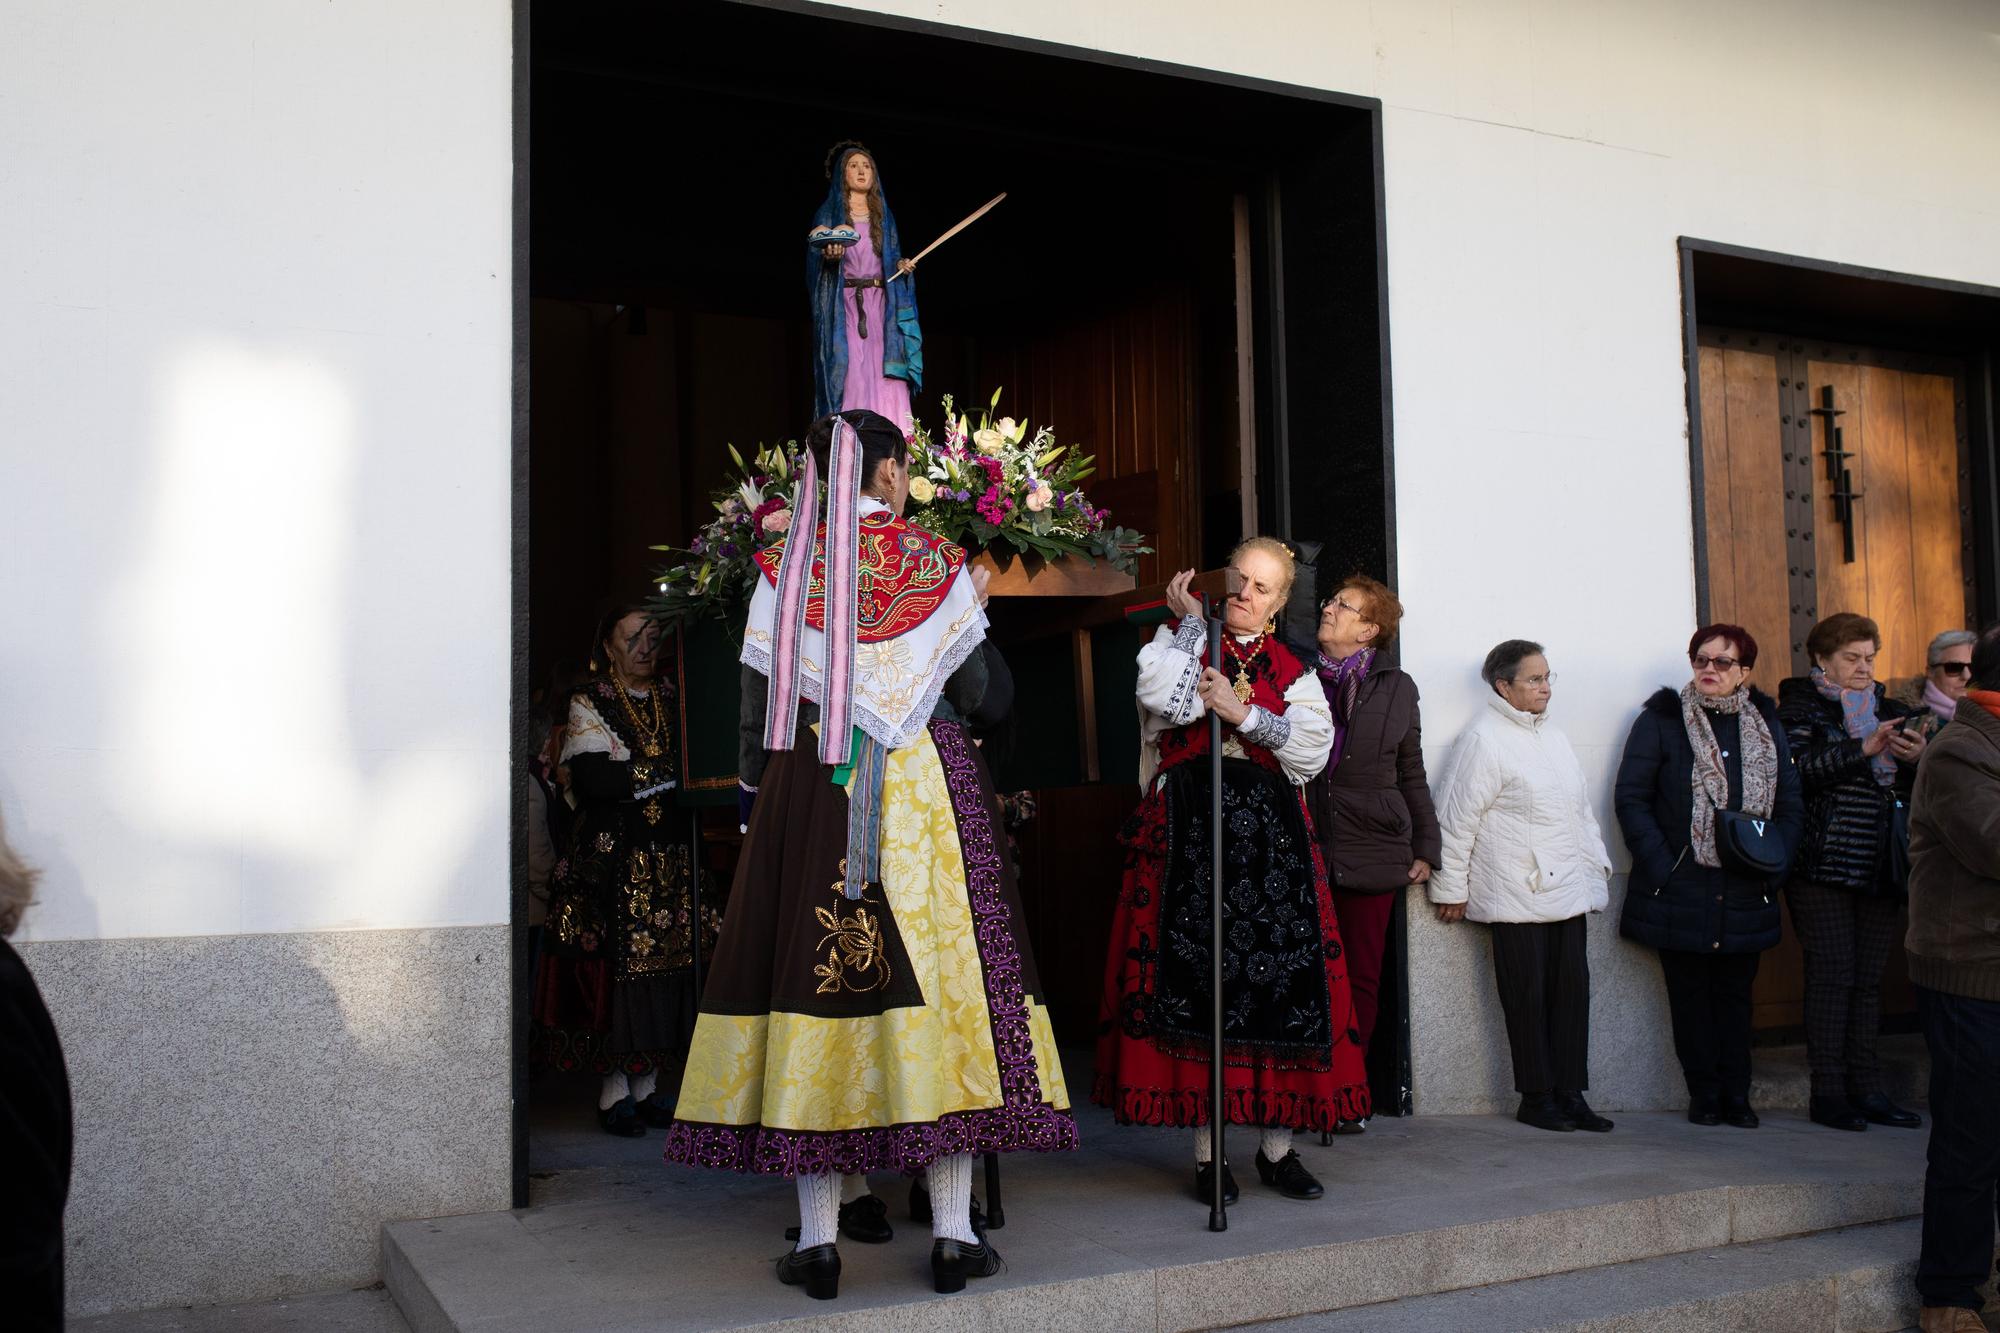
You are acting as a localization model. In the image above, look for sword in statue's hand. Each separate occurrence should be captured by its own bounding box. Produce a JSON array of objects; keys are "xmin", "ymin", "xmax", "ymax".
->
[{"xmin": 887, "ymin": 193, "xmax": 1006, "ymax": 282}]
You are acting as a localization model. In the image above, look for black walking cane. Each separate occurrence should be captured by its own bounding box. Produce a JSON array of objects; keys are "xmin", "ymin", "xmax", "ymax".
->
[{"xmin": 1204, "ymin": 592, "xmax": 1228, "ymax": 1233}]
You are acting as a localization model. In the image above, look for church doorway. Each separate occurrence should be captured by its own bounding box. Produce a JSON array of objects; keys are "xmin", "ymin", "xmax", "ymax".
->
[{"xmin": 517, "ymin": 0, "xmax": 1397, "ymax": 1197}]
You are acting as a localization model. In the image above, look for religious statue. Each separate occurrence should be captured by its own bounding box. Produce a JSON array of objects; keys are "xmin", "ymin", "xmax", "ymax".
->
[{"xmin": 808, "ymin": 142, "xmax": 921, "ymax": 434}]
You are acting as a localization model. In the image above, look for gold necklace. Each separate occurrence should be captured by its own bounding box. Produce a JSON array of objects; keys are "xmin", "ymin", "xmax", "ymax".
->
[
  {"xmin": 1223, "ymin": 633, "xmax": 1268, "ymax": 704},
  {"xmin": 612, "ymin": 672, "xmax": 667, "ymax": 760}
]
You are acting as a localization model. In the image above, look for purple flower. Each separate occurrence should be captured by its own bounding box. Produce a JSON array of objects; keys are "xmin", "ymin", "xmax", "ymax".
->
[
  {"xmin": 956, "ymin": 489, "xmax": 971, "ymax": 502},
  {"xmin": 690, "ymin": 537, "xmax": 706, "ymax": 554},
  {"xmin": 720, "ymin": 543, "xmax": 738, "ymax": 558}
]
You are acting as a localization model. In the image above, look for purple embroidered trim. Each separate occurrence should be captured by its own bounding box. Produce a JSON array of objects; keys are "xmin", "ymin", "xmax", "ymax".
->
[{"xmin": 662, "ymin": 719, "xmax": 1077, "ymax": 1176}]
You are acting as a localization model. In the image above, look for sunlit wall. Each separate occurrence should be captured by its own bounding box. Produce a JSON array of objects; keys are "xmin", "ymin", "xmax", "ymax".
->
[{"xmin": 0, "ymin": 0, "xmax": 513, "ymax": 942}]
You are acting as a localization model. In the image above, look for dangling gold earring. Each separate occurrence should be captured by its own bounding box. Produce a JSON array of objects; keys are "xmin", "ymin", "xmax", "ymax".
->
[{"xmin": 1263, "ymin": 617, "xmax": 1276, "ymax": 634}]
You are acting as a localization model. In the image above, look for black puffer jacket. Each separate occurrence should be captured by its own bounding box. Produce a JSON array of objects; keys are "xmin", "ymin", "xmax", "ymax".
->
[
  {"xmin": 1615, "ymin": 687, "xmax": 1804, "ymax": 954},
  {"xmin": 1304, "ymin": 658, "xmax": 1442, "ymax": 893},
  {"xmin": 1776, "ymin": 676, "xmax": 1914, "ymax": 895}
]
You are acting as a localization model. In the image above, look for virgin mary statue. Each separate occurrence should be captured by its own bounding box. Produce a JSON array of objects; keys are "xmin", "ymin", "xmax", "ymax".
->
[{"xmin": 808, "ymin": 142, "xmax": 921, "ymax": 435}]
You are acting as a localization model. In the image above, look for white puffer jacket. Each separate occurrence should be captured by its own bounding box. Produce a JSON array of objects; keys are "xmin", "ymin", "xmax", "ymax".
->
[{"xmin": 1429, "ymin": 692, "xmax": 1612, "ymax": 924}]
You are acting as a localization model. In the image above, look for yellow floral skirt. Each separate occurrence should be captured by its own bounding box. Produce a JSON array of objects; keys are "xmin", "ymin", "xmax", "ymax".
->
[{"xmin": 664, "ymin": 718, "xmax": 1074, "ymax": 1175}]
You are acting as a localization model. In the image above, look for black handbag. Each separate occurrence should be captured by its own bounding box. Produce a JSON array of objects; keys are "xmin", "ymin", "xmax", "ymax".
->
[{"xmin": 1716, "ymin": 809, "xmax": 1786, "ymax": 877}]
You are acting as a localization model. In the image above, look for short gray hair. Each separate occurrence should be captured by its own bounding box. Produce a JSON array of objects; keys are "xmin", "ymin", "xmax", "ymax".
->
[
  {"xmin": 1928, "ymin": 629, "xmax": 1977, "ymax": 666},
  {"xmin": 1482, "ymin": 639, "xmax": 1545, "ymax": 688},
  {"xmin": 0, "ymin": 807, "xmax": 38, "ymax": 940}
]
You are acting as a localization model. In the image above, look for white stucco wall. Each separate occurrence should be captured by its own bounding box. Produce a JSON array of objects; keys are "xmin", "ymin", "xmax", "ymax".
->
[
  {"xmin": 0, "ymin": 0, "xmax": 514, "ymax": 943},
  {"xmin": 830, "ymin": 0, "xmax": 2000, "ymax": 1111}
]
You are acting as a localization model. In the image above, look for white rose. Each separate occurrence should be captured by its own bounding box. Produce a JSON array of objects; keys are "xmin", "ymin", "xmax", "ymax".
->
[{"xmin": 972, "ymin": 428, "xmax": 1006, "ymax": 455}]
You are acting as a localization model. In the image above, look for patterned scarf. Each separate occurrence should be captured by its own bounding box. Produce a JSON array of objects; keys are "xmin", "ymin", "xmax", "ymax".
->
[
  {"xmin": 1811, "ymin": 666, "xmax": 1897, "ymax": 787},
  {"xmin": 1680, "ymin": 682, "xmax": 1777, "ymax": 869},
  {"xmin": 1314, "ymin": 646, "xmax": 1376, "ymax": 773}
]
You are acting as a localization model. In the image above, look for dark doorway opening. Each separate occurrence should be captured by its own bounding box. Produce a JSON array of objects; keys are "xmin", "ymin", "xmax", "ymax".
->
[{"xmin": 516, "ymin": 0, "xmax": 1397, "ymax": 1200}]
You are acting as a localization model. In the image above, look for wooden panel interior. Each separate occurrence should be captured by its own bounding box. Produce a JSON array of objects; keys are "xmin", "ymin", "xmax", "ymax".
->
[
  {"xmin": 1805, "ymin": 360, "xmax": 1963, "ymax": 682},
  {"xmin": 1699, "ymin": 346, "xmax": 1790, "ymax": 697}
]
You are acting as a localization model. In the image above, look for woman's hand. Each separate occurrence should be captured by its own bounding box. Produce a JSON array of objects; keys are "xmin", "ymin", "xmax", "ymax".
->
[
  {"xmin": 1407, "ymin": 858, "xmax": 1434, "ymax": 884},
  {"xmin": 896, "ymin": 257, "xmax": 916, "ymax": 276},
  {"xmin": 1435, "ymin": 901, "xmax": 1466, "ymax": 923},
  {"xmin": 968, "ymin": 562, "xmax": 992, "ymax": 609},
  {"xmin": 1165, "ymin": 569, "xmax": 1201, "ymax": 620},
  {"xmin": 1196, "ymin": 667, "xmax": 1250, "ymax": 725},
  {"xmin": 1887, "ymin": 725, "xmax": 1927, "ymax": 763},
  {"xmin": 1862, "ymin": 725, "xmax": 1896, "ymax": 757},
  {"xmin": 823, "ymin": 243, "xmax": 846, "ymax": 261}
]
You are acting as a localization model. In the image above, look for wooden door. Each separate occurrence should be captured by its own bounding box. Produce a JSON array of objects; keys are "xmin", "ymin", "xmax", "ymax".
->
[{"xmin": 1695, "ymin": 331, "xmax": 1972, "ymax": 1030}]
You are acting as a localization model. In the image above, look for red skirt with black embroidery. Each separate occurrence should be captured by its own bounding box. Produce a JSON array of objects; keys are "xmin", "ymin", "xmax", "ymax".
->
[{"xmin": 1091, "ymin": 753, "xmax": 1372, "ymax": 1132}]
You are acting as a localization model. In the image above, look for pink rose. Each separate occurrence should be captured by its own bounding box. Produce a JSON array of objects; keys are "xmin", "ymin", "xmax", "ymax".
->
[
  {"xmin": 761, "ymin": 506, "xmax": 792, "ymax": 534},
  {"xmin": 1025, "ymin": 482, "xmax": 1054, "ymax": 513}
]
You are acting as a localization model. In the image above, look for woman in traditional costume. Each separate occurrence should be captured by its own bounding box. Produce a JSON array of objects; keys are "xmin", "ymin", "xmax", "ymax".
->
[
  {"xmin": 808, "ymin": 143, "xmax": 921, "ymax": 435},
  {"xmin": 1094, "ymin": 540, "xmax": 1370, "ymax": 1202},
  {"xmin": 533, "ymin": 607, "xmax": 718, "ymax": 1135},
  {"xmin": 666, "ymin": 409, "xmax": 1075, "ymax": 1300}
]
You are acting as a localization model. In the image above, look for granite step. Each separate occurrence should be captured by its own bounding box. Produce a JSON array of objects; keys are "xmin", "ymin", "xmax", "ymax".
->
[
  {"xmin": 383, "ymin": 1107, "xmax": 1930, "ymax": 1333},
  {"xmin": 1243, "ymin": 1218, "xmax": 1949, "ymax": 1332},
  {"xmin": 1750, "ymin": 1034, "xmax": 1929, "ymax": 1112}
]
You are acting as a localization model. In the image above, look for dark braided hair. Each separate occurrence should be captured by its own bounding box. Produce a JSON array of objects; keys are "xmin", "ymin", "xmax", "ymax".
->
[{"xmin": 807, "ymin": 409, "xmax": 907, "ymax": 495}]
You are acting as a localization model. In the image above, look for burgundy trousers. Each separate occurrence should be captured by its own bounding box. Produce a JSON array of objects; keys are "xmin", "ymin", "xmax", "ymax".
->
[{"xmin": 1332, "ymin": 888, "xmax": 1396, "ymax": 1051}]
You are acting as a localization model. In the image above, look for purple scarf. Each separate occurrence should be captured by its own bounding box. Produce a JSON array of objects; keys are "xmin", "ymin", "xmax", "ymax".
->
[
  {"xmin": 1923, "ymin": 678, "xmax": 1958, "ymax": 723},
  {"xmin": 1314, "ymin": 646, "xmax": 1376, "ymax": 773},
  {"xmin": 1810, "ymin": 666, "xmax": 1897, "ymax": 788}
]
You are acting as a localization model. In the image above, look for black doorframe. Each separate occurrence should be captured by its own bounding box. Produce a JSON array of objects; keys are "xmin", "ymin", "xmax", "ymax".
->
[
  {"xmin": 509, "ymin": 0, "xmax": 1401, "ymax": 1203},
  {"xmin": 1680, "ymin": 237, "xmax": 2000, "ymax": 635}
]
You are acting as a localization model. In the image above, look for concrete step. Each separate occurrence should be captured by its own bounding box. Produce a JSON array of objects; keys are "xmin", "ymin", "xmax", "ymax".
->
[
  {"xmin": 1243, "ymin": 1219, "xmax": 1950, "ymax": 1332},
  {"xmin": 1750, "ymin": 1034, "xmax": 1929, "ymax": 1112},
  {"xmin": 383, "ymin": 1106, "xmax": 1930, "ymax": 1333}
]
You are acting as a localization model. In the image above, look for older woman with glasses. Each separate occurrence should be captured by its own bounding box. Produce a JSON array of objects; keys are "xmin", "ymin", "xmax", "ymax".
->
[
  {"xmin": 1893, "ymin": 629, "xmax": 1977, "ymax": 732},
  {"xmin": 1303, "ymin": 575, "xmax": 1440, "ymax": 1130},
  {"xmin": 1431, "ymin": 640, "xmax": 1614, "ymax": 1133},
  {"xmin": 1617, "ymin": 625, "xmax": 1804, "ymax": 1128}
]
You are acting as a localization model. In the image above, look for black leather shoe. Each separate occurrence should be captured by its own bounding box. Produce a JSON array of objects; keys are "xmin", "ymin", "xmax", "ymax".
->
[
  {"xmin": 1686, "ymin": 1096, "xmax": 1722, "ymax": 1127},
  {"xmin": 636, "ymin": 1093, "xmax": 677, "ymax": 1128},
  {"xmin": 1555, "ymin": 1092, "xmax": 1613, "ymax": 1132},
  {"xmin": 930, "ymin": 1237, "xmax": 1002, "ymax": 1294},
  {"xmin": 776, "ymin": 1242, "xmax": 840, "ymax": 1300},
  {"xmin": 1719, "ymin": 1096, "xmax": 1760, "ymax": 1129},
  {"xmin": 1809, "ymin": 1095, "xmax": 1868, "ymax": 1131},
  {"xmin": 1850, "ymin": 1093, "xmax": 1922, "ymax": 1128},
  {"xmin": 1254, "ymin": 1149, "xmax": 1325, "ymax": 1200},
  {"xmin": 1193, "ymin": 1161, "xmax": 1239, "ymax": 1205},
  {"xmin": 1334, "ymin": 1117, "xmax": 1368, "ymax": 1135},
  {"xmin": 1518, "ymin": 1093, "xmax": 1576, "ymax": 1132},
  {"xmin": 840, "ymin": 1194, "xmax": 892, "ymax": 1244},
  {"xmin": 597, "ymin": 1096, "xmax": 646, "ymax": 1137}
]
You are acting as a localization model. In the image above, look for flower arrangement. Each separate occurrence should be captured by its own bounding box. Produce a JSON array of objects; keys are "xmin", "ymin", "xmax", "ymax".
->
[
  {"xmin": 647, "ymin": 392, "xmax": 1151, "ymax": 634},
  {"xmin": 906, "ymin": 389, "xmax": 1150, "ymax": 574},
  {"xmin": 648, "ymin": 440, "xmax": 805, "ymax": 634}
]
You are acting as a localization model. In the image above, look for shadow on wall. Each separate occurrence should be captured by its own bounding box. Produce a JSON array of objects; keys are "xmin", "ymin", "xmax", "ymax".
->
[{"xmin": 5, "ymin": 334, "xmax": 514, "ymax": 1317}]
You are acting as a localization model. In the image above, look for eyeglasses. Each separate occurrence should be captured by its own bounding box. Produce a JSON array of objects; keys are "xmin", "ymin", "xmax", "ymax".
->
[
  {"xmin": 1935, "ymin": 661, "xmax": 1973, "ymax": 677},
  {"xmin": 1690, "ymin": 653, "xmax": 1740, "ymax": 671},
  {"xmin": 1321, "ymin": 595, "xmax": 1369, "ymax": 620},
  {"xmin": 1508, "ymin": 673, "xmax": 1555, "ymax": 688}
]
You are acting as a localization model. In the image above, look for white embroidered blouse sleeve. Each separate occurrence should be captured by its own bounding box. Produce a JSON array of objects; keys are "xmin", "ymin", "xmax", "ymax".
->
[
  {"xmin": 1135, "ymin": 619, "xmax": 1207, "ymax": 726},
  {"xmin": 1256, "ymin": 670, "xmax": 1333, "ymax": 785}
]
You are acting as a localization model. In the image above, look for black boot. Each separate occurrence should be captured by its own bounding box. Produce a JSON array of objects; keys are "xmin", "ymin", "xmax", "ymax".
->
[
  {"xmin": 1849, "ymin": 1093, "xmax": 1922, "ymax": 1128},
  {"xmin": 1686, "ymin": 1094, "xmax": 1721, "ymax": 1127},
  {"xmin": 1193, "ymin": 1160, "xmax": 1239, "ymax": 1205},
  {"xmin": 636, "ymin": 1093, "xmax": 677, "ymax": 1128},
  {"xmin": 776, "ymin": 1243, "xmax": 840, "ymax": 1300},
  {"xmin": 838, "ymin": 1194, "xmax": 893, "ymax": 1243},
  {"xmin": 1516, "ymin": 1093, "xmax": 1575, "ymax": 1132},
  {"xmin": 1254, "ymin": 1149, "xmax": 1325, "ymax": 1200},
  {"xmin": 1555, "ymin": 1092, "xmax": 1613, "ymax": 1132},
  {"xmin": 1718, "ymin": 1096, "xmax": 1760, "ymax": 1129},
  {"xmin": 597, "ymin": 1095, "xmax": 646, "ymax": 1137},
  {"xmin": 1809, "ymin": 1095, "xmax": 1868, "ymax": 1131},
  {"xmin": 930, "ymin": 1237, "xmax": 1003, "ymax": 1294}
]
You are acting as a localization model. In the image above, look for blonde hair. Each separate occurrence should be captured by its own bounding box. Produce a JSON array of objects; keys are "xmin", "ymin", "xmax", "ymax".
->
[
  {"xmin": 1229, "ymin": 536, "xmax": 1297, "ymax": 601},
  {"xmin": 0, "ymin": 807, "xmax": 39, "ymax": 940}
]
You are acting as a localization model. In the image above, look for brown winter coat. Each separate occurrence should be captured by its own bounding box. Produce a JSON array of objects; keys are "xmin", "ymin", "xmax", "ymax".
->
[
  {"xmin": 1305, "ymin": 660, "xmax": 1443, "ymax": 893},
  {"xmin": 1905, "ymin": 697, "xmax": 2000, "ymax": 1002}
]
